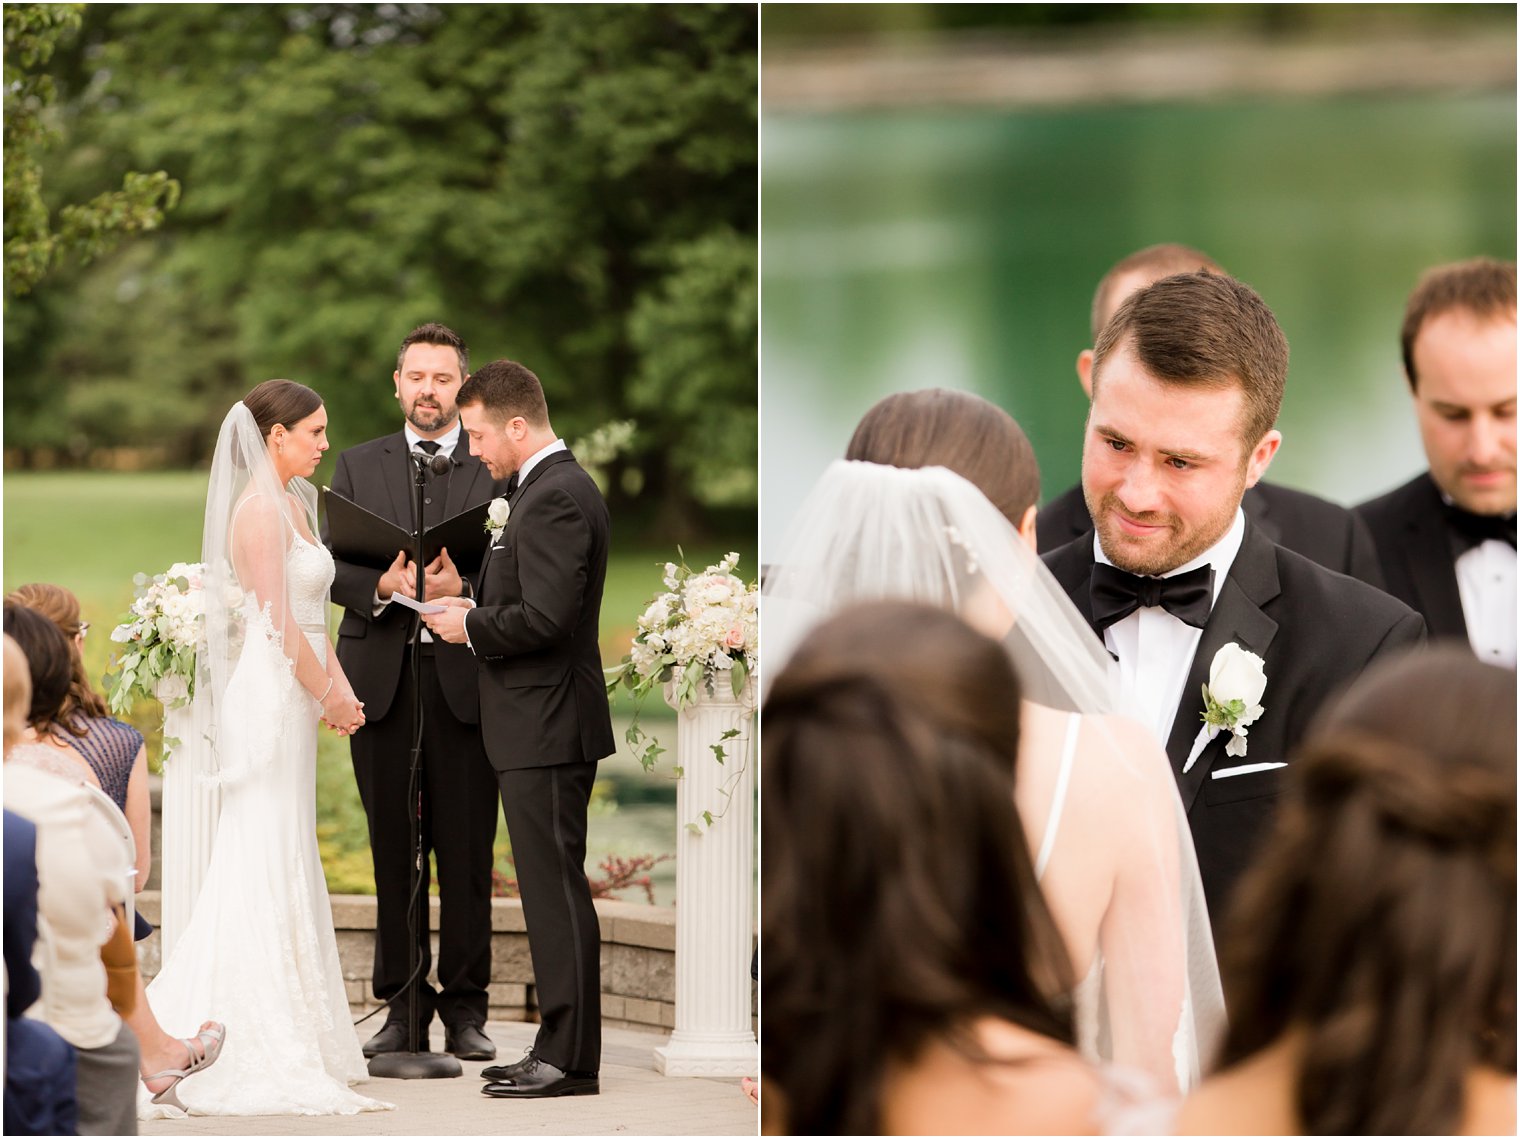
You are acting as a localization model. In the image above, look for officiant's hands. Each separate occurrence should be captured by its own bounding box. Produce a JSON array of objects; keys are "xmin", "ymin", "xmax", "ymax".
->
[
  {"xmin": 376, "ymin": 550, "xmax": 410, "ymax": 602},
  {"xmin": 421, "ymin": 596, "xmax": 472, "ymax": 644},
  {"xmin": 321, "ymin": 680, "xmax": 366, "ymax": 737},
  {"xmin": 420, "ymin": 547, "xmax": 464, "ymax": 600}
]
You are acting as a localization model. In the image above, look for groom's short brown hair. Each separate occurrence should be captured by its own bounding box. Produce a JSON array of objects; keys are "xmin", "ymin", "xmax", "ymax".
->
[
  {"xmin": 457, "ymin": 359, "xmax": 550, "ymax": 428},
  {"xmin": 1091, "ymin": 270, "xmax": 1288, "ymax": 451}
]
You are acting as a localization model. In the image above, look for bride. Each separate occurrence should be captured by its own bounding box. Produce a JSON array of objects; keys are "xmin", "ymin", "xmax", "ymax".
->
[
  {"xmin": 140, "ymin": 380, "xmax": 390, "ymax": 1117},
  {"xmin": 764, "ymin": 388, "xmax": 1225, "ymax": 1096}
]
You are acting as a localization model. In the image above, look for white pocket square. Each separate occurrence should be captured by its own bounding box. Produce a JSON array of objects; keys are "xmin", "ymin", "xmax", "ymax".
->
[{"xmin": 1210, "ymin": 761, "xmax": 1287, "ymax": 780}]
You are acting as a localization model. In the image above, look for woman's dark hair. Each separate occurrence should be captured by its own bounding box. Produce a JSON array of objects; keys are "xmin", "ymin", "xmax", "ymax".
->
[
  {"xmin": 243, "ymin": 379, "xmax": 323, "ymax": 441},
  {"xmin": 1218, "ymin": 646, "xmax": 1516, "ymax": 1135},
  {"xmin": 3, "ymin": 602, "xmax": 76, "ymax": 732},
  {"xmin": 762, "ymin": 600, "xmax": 1075, "ymax": 1135},
  {"xmin": 6, "ymin": 582, "xmax": 109, "ymax": 734},
  {"xmin": 845, "ymin": 389, "xmax": 1040, "ymax": 527}
]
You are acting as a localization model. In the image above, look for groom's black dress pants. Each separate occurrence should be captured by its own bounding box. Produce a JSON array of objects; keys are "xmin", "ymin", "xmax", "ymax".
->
[
  {"xmin": 350, "ymin": 646, "xmax": 500, "ymax": 1031},
  {"xmin": 496, "ymin": 760, "xmax": 602, "ymax": 1074}
]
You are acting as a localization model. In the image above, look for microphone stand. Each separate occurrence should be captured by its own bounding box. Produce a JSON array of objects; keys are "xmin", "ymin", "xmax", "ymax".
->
[{"xmin": 367, "ymin": 450, "xmax": 462, "ymax": 1080}]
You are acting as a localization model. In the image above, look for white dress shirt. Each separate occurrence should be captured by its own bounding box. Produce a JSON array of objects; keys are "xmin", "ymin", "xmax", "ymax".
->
[
  {"xmin": 374, "ymin": 423, "xmax": 464, "ymax": 638},
  {"xmin": 1455, "ymin": 539, "xmax": 1517, "ymax": 667},
  {"xmin": 1097, "ymin": 508, "xmax": 1247, "ymax": 750}
]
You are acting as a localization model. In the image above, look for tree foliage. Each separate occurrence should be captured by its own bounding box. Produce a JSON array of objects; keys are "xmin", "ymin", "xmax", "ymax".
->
[{"xmin": 5, "ymin": 4, "xmax": 756, "ymax": 531}]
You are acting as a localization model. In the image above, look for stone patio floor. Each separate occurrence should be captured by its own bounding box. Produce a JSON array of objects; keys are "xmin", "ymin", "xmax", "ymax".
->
[{"xmin": 140, "ymin": 1019, "xmax": 757, "ymax": 1137}]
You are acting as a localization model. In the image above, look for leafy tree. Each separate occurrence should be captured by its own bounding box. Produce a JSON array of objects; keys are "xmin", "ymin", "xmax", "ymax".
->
[
  {"xmin": 5, "ymin": 4, "xmax": 756, "ymax": 535},
  {"xmin": 3, "ymin": 3, "xmax": 179, "ymax": 297}
]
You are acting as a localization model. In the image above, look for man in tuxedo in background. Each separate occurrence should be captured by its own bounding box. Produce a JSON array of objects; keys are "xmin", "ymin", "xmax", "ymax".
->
[
  {"xmin": 1043, "ymin": 271, "xmax": 1424, "ymax": 922},
  {"xmin": 1356, "ymin": 258, "xmax": 1516, "ymax": 668},
  {"xmin": 1039, "ymin": 243, "xmax": 1385, "ymax": 588},
  {"xmin": 325, "ymin": 322, "xmax": 509, "ymax": 1061},
  {"xmin": 425, "ymin": 360, "xmax": 614, "ymax": 1099}
]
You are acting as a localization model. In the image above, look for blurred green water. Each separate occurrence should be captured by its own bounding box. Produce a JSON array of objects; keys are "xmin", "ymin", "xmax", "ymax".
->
[{"xmin": 761, "ymin": 92, "xmax": 1516, "ymax": 557}]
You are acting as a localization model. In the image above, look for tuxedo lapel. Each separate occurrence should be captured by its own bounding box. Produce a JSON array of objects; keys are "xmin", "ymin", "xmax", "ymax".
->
[
  {"xmin": 379, "ymin": 434, "xmax": 414, "ymax": 530},
  {"xmin": 1166, "ymin": 522, "xmax": 1282, "ymax": 812},
  {"xmin": 1401, "ymin": 477, "xmax": 1468, "ymax": 638},
  {"xmin": 511, "ymin": 450, "xmax": 576, "ymax": 508}
]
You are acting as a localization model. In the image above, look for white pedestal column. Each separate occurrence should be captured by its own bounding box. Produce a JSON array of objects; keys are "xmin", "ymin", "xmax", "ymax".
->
[
  {"xmin": 654, "ymin": 679, "xmax": 758, "ymax": 1078},
  {"xmin": 156, "ymin": 678, "xmax": 220, "ymax": 960}
]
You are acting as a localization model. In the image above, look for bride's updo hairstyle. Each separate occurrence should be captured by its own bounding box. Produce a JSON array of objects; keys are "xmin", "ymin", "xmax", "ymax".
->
[
  {"xmin": 1217, "ymin": 645, "xmax": 1515, "ymax": 1135},
  {"xmin": 762, "ymin": 600, "xmax": 1076, "ymax": 1136},
  {"xmin": 845, "ymin": 388, "xmax": 1040, "ymax": 527},
  {"xmin": 243, "ymin": 379, "xmax": 323, "ymax": 441}
]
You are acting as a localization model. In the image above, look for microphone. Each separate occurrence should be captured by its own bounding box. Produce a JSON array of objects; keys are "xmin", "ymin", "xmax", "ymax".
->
[{"xmin": 411, "ymin": 449, "xmax": 455, "ymax": 477}]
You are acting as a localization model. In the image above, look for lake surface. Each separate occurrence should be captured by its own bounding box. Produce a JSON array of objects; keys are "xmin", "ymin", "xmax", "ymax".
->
[{"xmin": 761, "ymin": 92, "xmax": 1516, "ymax": 559}]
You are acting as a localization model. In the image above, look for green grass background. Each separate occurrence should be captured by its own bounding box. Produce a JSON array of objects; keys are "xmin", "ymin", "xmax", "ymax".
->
[{"xmin": 4, "ymin": 470, "xmax": 756, "ymax": 900}]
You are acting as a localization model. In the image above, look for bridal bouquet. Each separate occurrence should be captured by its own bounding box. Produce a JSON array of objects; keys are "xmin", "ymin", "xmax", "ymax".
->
[
  {"xmin": 105, "ymin": 562, "xmax": 209, "ymax": 714},
  {"xmin": 605, "ymin": 552, "xmax": 759, "ymax": 771}
]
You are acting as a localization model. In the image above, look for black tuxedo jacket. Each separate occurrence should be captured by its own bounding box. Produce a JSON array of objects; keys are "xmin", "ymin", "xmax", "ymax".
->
[
  {"xmin": 467, "ymin": 450, "xmax": 616, "ymax": 772},
  {"xmin": 325, "ymin": 432, "xmax": 509, "ymax": 723},
  {"xmin": 1354, "ymin": 471, "xmax": 1471, "ymax": 643},
  {"xmin": 1043, "ymin": 520, "xmax": 1425, "ymax": 918},
  {"xmin": 1038, "ymin": 480, "xmax": 1386, "ymax": 590}
]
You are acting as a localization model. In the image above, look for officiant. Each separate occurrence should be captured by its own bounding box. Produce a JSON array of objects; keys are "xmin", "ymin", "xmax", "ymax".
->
[{"xmin": 323, "ymin": 322, "xmax": 511, "ymax": 1061}]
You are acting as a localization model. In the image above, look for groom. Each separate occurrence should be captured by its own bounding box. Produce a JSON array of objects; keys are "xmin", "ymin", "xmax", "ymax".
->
[
  {"xmin": 1043, "ymin": 271, "xmax": 1424, "ymax": 921},
  {"xmin": 425, "ymin": 359, "xmax": 614, "ymax": 1099}
]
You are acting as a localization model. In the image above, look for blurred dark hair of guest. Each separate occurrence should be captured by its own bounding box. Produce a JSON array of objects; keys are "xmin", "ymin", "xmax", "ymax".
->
[
  {"xmin": 761, "ymin": 600, "xmax": 1093, "ymax": 1136},
  {"xmin": 1179, "ymin": 645, "xmax": 1516, "ymax": 1136}
]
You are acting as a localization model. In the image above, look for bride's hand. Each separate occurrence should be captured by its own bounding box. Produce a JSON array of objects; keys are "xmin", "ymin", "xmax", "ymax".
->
[{"xmin": 321, "ymin": 684, "xmax": 365, "ymax": 736}]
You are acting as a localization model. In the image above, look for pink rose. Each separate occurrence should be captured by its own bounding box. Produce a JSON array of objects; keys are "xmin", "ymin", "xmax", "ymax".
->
[{"xmin": 724, "ymin": 624, "xmax": 745, "ymax": 650}]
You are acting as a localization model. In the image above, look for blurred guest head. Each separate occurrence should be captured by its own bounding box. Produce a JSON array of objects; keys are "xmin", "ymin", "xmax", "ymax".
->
[
  {"xmin": 393, "ymin": 321, "xmax": 469, "ymax": 436},
  {"xmin": 2, "ymin": 603, "xmax": 74, "ymax": 736},
  {"xmin": 1083, "ymin": 270, "xmax": 1287, "ymax": 576},
  {"xmin": 1079, "ymin": 243, "xmax": 1225, "ymax": 394},
  {"xmin": 4, "ymin": 633, "xmax": 32, "ymax": 754},
  {"xmin": 761, "ymin": 600, "xmax": 1074, "ymax": 1135},
  {"xmin": 1400, "ymin": 257, "xmax": 1516, "ymax": 517},
  {"xmin": 5, "ymin": 583, "xmax": 109, "ymax": 736},
  {"xmin": 845, "ymin": 388, "xmax": 1040, "ymax": 544},
  {"xmin": 1216, "ymin": 645, "xmax": 1515, "ymax": 1135}
]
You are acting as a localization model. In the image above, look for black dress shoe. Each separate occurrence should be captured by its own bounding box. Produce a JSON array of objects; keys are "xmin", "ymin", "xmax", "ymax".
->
[
  {"xmin": 362, "ymin": 1021, "xmax": 429, "ymax": 1058},
  {"xmin": 444, "ymin": 1023, "xmax": 496, "ymax": 1061},
  {"xmin": 481, "ymin": 1057, "xmax": 599, "ymax": 1098},
  {"xmin": 481, "ymin": 1049, "xmax": 535, "ymax": 1081}
]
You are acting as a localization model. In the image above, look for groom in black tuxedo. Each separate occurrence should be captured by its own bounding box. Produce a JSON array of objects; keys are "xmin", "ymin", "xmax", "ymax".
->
[
  {"xmin": 1043, "ymin": 271, "xmax": 1424, "ymax": 922},
  {"xmin": 1356, "ymin": 258, "xmax": 1516, "ymax": 668},
  {"xmin": 1038, "ymin": 243, "xmax": 1385, "ymax": 589},
  {"xmin": 425, "ymin": 359, "xmax": 614, "ymax": 1099},
  {"xmin": 325, "ymin": 323, "xmax": 509, "ymax": 1061}
]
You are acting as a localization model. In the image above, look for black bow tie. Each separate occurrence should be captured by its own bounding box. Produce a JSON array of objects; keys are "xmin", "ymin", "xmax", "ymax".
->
[
  {"xmin": 1090, "ymin": 562, "xmax": 1215, "ymax": 633},
  {"xmin": 1443, "ymin": 502, "xmax": 1517, "ymax": 552}
]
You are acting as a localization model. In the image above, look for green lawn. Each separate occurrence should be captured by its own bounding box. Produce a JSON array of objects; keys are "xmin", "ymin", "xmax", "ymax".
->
[{"xmin": 4, "ymin": 469, "xmax": 754, "ymax": 899}]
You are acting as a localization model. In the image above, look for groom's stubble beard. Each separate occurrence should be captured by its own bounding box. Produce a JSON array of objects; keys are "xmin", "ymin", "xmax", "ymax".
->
[{"xmin": 1089, "ymin": 462, "xmax": 1248, "ymax": 577}]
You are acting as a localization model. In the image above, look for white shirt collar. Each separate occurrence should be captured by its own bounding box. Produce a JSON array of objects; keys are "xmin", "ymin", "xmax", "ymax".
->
[
  {"xmin": 404, "ymin": 422, "xmax": 461, "ymax": 456},
  {"xmin": 517, "ymin": 438, "xmax": 567, "ymax": 484},
  {"xmin": 1093, "ymin": 506, "xmax": 1246, "ymax": 609}
]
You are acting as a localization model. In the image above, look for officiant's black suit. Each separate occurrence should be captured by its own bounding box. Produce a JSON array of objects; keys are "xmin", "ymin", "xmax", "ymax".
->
[
  {"xmin": 325, "ymin": 432, "xmax": 509, "ymax": 1036},
  {"xmin": 466, "ymin": 448, "xmax": 614, "ymax": 1075},
  {"xmin": 1354, "ymin": 471, "xmax": 1475, "ymax": 644},
  {"xmin": 1039, "ymin": 480, "xmax": 1387, "ymax": 588},
  {"xmin": 1044, "ymin": 519, "xmax": 1425, "ymax": 922}
]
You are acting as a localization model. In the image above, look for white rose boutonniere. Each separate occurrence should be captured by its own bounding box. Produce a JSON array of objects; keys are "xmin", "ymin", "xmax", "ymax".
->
[
  {"xmin": 485, "ymin": 496, "xmax": 511, "ymax": 544},
  {"xmin": 1200, "ymin": 643, "xmax": 1267, "ymax": 758}
]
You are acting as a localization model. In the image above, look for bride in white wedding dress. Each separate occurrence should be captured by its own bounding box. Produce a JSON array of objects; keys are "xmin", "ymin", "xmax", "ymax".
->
[{"xmin": 141, "ymin": 381, "xmax": 390, "ymax": 1118}]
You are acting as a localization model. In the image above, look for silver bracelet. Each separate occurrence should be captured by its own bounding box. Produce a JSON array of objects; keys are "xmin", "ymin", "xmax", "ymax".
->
[{"xmin": 318, "ymin": 678, "xmax": 334, "ymax": 703}]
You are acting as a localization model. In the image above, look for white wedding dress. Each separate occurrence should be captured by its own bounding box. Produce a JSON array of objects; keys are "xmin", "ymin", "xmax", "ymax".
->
[{"xmin": 140, "ymin": 522, "xmax": 390, "ymax": 1118}]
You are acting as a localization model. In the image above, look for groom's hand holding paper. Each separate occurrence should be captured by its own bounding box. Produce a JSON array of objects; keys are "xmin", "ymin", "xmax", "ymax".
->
[{"xmin": 421, "ymin": 596, "xmax": 473, "ymax": 643}]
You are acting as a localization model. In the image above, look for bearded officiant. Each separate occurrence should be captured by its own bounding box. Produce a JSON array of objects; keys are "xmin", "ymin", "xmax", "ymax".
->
[{"xmin": 323, "ymin": 322, "xmax": 510, "ymax": 1061}]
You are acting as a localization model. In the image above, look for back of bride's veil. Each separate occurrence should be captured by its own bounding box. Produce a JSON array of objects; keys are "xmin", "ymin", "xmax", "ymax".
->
[{"xmin": 764, "ymin": 459, "xmax": 1225, "ymax": 1092}]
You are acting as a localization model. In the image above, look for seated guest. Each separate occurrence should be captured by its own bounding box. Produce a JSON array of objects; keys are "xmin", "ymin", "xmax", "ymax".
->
[
  {"xmin": 1356, "ymin": 258, "xmax": 1516, "ymax": 667},
  {"xmin": 1040, "ymin": 242, "xmax": 1384, "ymax": 587},
  {"xmin": 764, "ymin": 601, "xmax": 1123, "ymax": 1135},
  {"xmin": 2, "ymin": 606, "xmax": 139, "ymax": 1136},
  {"xmin": 2, "ymin": 601, "xmax": 224, "ymax": 1112},
  {"xmin": 1176, "ymin": 646, "xmax": 1516, "ymax": 1135},
  {"xmin": 4, "ymin": 633, "xmax": 79, "ymax": 1136}
]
